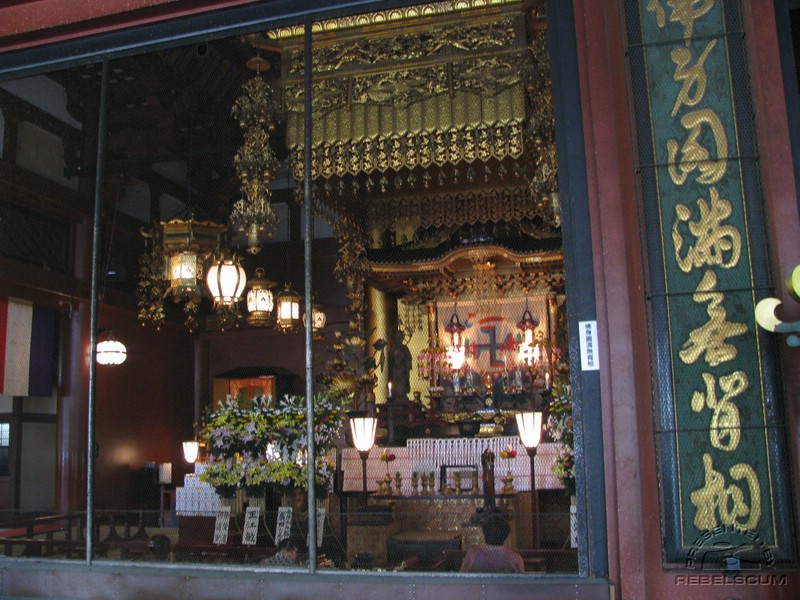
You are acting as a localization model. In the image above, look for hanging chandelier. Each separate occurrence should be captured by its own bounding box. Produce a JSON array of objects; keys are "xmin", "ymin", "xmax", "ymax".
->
[
  {"xmin": 444, "ymin": 302, "xmax": 466, "ymax": 369},
  {"xmin": 230, "ymin": 75, "xmax": 280, "ymax": 254},
  {"xmin": 444, "ymin": 305, "xmax": 466, "ymax": 350}
]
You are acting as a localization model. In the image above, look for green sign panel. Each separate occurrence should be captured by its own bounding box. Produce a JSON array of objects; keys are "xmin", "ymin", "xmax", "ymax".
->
[{"xmin": 627, "ymin": 0, "xmax": 794, "ymax": 563}]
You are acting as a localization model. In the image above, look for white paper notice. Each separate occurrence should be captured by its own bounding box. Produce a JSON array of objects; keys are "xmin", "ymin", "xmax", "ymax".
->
[
  {"xmin": 242, "ymin": 506, "xmax": 260, "ymax": 546},
  {"xmin": 213, "ymin": 505, "xmax": 231, "ymax": 545},
  {"xmin": 276, "ymin": 506, "xmax": 293, "ymax": 543},
  {"xmin": 315, "ymin": 507, "xmax": 326, "ymax": 548},
  {"xmin": 579, "ymin": 320, "xmax": 599, "ymax": 371}
]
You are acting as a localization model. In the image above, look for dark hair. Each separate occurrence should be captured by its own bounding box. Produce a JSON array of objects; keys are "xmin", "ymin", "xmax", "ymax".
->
[
  {"xmin": 278, "ymin": 535, "xmax": 307, "ymax": 555},
  {"xmin": 479, "ymin": 511, "xmax": 511, "ymax": 546}
]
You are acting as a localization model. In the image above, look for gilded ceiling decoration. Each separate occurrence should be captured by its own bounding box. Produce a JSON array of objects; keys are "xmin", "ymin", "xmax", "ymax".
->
[
  {"xmin": 284, "ymin": 18, "xmax": 517, "ymax": 76},
  {"xmin": 290, "ymin": 121, "xmax": 524, "ymax": 180},
  {"xmin": 401, "ymin": 268, "xmax": 565, "ymax": 304},
  {"xmin": 262, "ymin": 0, "xmax": 522, "ymax": 40},
  {"xmin": 246, "ymin": 0, "xmax": 557, "ymax": 309},
  {"xmin": 365, "ymin": 185, "xmax": 560, "ymax": 234}
]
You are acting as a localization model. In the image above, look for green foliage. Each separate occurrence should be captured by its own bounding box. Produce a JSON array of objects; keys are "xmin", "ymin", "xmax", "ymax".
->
[
  {"xmin": 547, "ymin": 378, "xmax": 575, "ymax": 496},
  {"xmin": 199, "ymin": 392, "xmax": 348, "ymax": 496}
]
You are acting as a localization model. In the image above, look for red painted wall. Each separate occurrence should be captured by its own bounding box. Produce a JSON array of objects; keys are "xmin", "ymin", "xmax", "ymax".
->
[{"xmin": 95, "ymin": 304, "xmax": 194, "ymax": 510}]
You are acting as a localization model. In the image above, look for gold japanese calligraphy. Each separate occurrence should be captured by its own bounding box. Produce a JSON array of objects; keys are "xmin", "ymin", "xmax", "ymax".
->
[
  {"xmin": 671, "ymin": 40, "xmax": 717, "ymax": 117},
  {"xmin": 644, "ymin": 0, "xmax": 768, "ymax": 544},
  {"xmin": 648, "ymin": 0, "xmax": 715, "ymax": 39},
  {"xmin": 667, "ymin": 109, "xmax": 728, "ymax": 185},
  {"xmin": 679, "ymin": 270, "xmax": 747, "ymax": 366},
  {"xmin": 672, "ymin": 187, "xmax": 742, "ymax": 272},
  {"xmin": 690, "ymin": 371, "xmax": 747, "ymax": 452},
  {"xmin": 690, "ymin": 453, "xmax": 761, "ymax": 531}
]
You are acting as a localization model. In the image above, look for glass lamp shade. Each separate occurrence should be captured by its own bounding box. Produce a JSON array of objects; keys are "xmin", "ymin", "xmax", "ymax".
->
[
  {"xmin": 349, "ymin": 416, "xmax": 377, "ymax": 453},
  {"xmin": 182, "ymin": 441, "xmax": 199, "ymax": 463},
  {"xmin": 275, "ymin": 283, "xmax": 301, "ymax": 333},
  {"xmin": 96, "ymin": 334, "xmax": 127, "ymax": 366},
  {"xmin": 516, "ymin": 411, "xmax": 543, "ymax": 449},
  {"xmin": 206, "ymin": 256, "xmax": 246, "ymax": 308}
]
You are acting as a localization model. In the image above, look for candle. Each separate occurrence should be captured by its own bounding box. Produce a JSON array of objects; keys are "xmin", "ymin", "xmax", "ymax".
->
[{"xmin": 388, "ymin": 381, "xmax": 393, "ymax": 398}]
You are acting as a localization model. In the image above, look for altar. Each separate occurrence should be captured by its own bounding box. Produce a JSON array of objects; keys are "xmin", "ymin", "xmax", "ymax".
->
[{"xmin": 340, "ymin": 437, "xmax": 565, "ymax": 494}]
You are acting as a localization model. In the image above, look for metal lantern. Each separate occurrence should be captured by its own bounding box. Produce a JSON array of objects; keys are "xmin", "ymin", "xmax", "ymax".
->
[
  {"xmin": 246, "ymin": 267, "xmax": 276, "ymax": 327},
  {"xmin": 161, "ymin": 218, "xmax": 226, "ymax": 302},
  {"xmin": 303, "ymin": 300, "xmax": 327, "ymax": 339},
  {"xmin": 275, "ymin": 283, "xmax": 301, "ymax": 333},
  {"xmin": 167, "ymin": 251, "xmax": 203, "ymax": 300},
  {"xmin": 206, "ymin": 254, "xmax": 247, "ymax": 309}
]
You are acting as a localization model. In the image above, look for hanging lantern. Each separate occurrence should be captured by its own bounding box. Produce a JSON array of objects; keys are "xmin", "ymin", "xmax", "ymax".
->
[
  {"xmin": 444, "ymin": 307, "xmax": 466, "ymax": 349},
  {"xmin": 246, "ymin": 267, "xmax": 276, "ymax": 327},
  {"xmin": 517, "ymin": 306, "xmax": 539, "ymax": 344},
  {"xmin": 275, "ymin": 283, "xmax": 301, "ymax": 333},
  {"xmin": 161, "ymin": 218, "xmax": 226, "ymax": 302},
  {"xmin": 206, "ymin": 254, "xmax": 247, "ymax": 309},
  {"xmin": 167, "ymin": 251, "xmax": 203, "ymax": 300},
  {"xmin": 96, "ymin": 331, "xmax": 127, "ymax": 366},
  {"xmin": 517, "ymin": 303, "xmax": 539, "ymax": 366},
  {"xmin": 303, "ymin": 300, "xmax": 327, "ymax": 339}
]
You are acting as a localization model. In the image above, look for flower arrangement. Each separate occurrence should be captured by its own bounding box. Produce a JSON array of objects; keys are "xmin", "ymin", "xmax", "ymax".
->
[
  {"xmin": 499, "ymin": 444, "xmax": 517, "ymax": 460},
  {"xmin": 380, "ymin": 448, "xmax": 396, "ymax": 475},
  {"xmin": 547, "ymin": 378, "xmax": 575, "ymax": 496},
  {"xmin": 199, "ymin": 392, "xmax": 348, "ymax": 498}
]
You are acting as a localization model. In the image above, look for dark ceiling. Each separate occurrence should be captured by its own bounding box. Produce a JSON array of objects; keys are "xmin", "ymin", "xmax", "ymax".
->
[
  {"xmin": 3, "ymin": 0, "xmax": 562, "ymax": 319},
  {"xmin": 50, "ymin": 36, "xmax": 284, "ymax": 226}
]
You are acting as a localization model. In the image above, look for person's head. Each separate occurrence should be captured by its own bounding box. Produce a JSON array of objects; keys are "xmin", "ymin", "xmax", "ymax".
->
[
  {"xmin": 277, "ymin": 535, "xmax": 308, "ymax": 562},
  {"xmin": 480, "ymin": 510, "xmax": 511, "ymax": 546}
]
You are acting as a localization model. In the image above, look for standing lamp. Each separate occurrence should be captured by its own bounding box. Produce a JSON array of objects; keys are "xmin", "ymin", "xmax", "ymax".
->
[
  {"xmin": 182, "ymin": 441, "xmax": 200, "ymax": 463},
  {"xmin": 516, "ymin": 410, "xmax": 543, "ymax": 548},
  {"xmin": 349, "ymin": 414, "xmax": 377, "ymax": 500}
]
